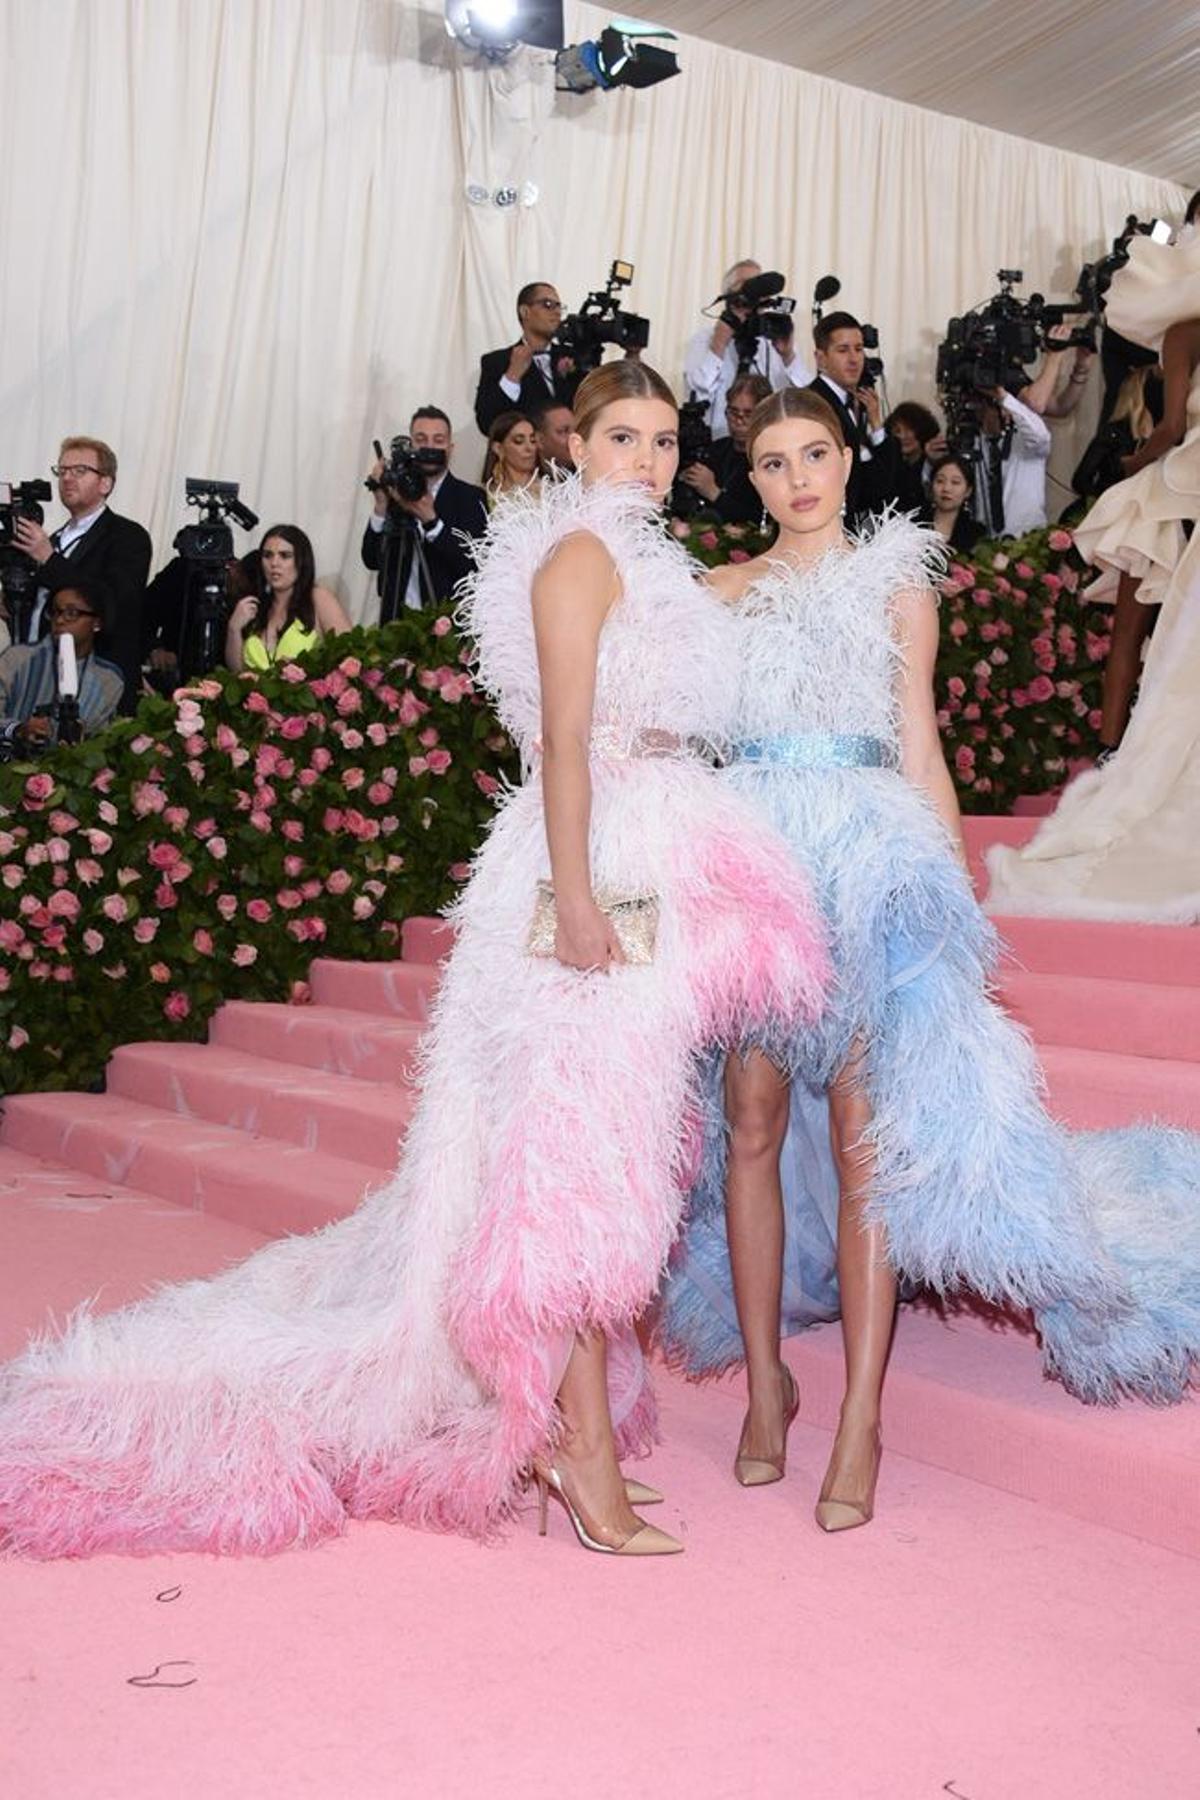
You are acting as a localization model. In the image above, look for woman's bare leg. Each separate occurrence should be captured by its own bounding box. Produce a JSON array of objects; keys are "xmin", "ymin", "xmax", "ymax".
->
[
  {"xmin": 552, "ymin": 1329, "xmax": 642, "ymax": 1546},
  {"xmin": 724, "ymin": 1048, "xmax": 794, "ymax": 1459},
  {"xmin": 1100, "ymin": 572, "xmax": 1154, "ymax": 749},
  {"xmin": 819, "ymin": 1045, "xmax": 895, "ymax": 1518}
]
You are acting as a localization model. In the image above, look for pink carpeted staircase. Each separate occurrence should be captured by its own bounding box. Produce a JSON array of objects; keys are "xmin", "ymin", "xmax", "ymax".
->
[{"xmin": 2, "ymin": 836, "xmax": 1198, "ymax": 1557}]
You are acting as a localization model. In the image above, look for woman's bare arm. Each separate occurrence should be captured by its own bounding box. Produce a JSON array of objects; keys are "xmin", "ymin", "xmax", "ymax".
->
[
  {"xmin": 893, "ymin": 584, "xmax": 969, "ymax": 872},
  {"xmin": 1122, "ymin": 319, "xmax": 1200, "ymax": 474}
]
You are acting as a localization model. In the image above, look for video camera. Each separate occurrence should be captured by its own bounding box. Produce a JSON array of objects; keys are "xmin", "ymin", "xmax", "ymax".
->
[
  {"xmin": 365, "ymin": 436, "xmax": 446, "ymax": 506},
  {"xmin": 0, "ymin": 478, "xmax": 53, "ymax": 642},
  {"xmin": 171, "ymin": 478, "xmax": 259, "ymax": 679},
  {"xmin": 669, "ymin": 398, "xmax": 716, "ymax": 522},
  {"xmin": 555, "ymin": 261, "xmax": 651, "ymax": 374},
  {"xmin": 722, "ymin": 270, "xmax": 796, "ymax": 373}
]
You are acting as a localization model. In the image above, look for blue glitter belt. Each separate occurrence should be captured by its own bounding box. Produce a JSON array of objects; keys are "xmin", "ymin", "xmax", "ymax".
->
[{"xmin": 733, "ymin": 733, "xmax": 896, "ymax": 771}]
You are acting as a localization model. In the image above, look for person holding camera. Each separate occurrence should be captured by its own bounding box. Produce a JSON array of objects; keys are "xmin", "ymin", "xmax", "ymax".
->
[
  {"xmin": 964, "ymin": 384, "xmax": 1052, "ymax": 537},
  {"xmin": 807, "ymin": 313, "xmax": 904, "ymax": 525},
  {"xmin": 474, "ymin": 283, "xmax": 584, "ymax": 436},
  {"xmin": 676, "ymin": 373, "xmax": 772, "ymax": 524},
  {"xmin": 0, "ymin": 577, "xmax": 123, "ymax": 755},
  {"xmin": 226, "ymin": 525, "xmax": 349, "ymax": 674},
  {"xmin": 683, "ymin": 260, "xmax": 812, "ymax": 440},
  {"xmin": 7, "ymin": 437, "xmax": 150, "ymax": 713},
  {"xmin": 362, "ymin": 407, "xmax": 488, "ymax": 621}
]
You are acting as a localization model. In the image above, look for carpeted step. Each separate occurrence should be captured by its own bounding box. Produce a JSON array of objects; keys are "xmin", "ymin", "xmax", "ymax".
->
[
  {"xmin": 401, "ymin": 916, "xmax": 455, "ymax": 964},
  {"xmin": 209, "ymin": 1001, "xmax": 423, "ymax": 1084},
  {"xmin": 0, "ymin": 1092, "xmax": 384, "ymax": 1239},
  {"xmin": 107, "ymin": 1041, "xmax": 416, "ymax": 1170},
  {"xmin": 962, "ymin": 815, "xmax": 1036, "ymax": 896},
  {"xmin": 308, "ymin": 957, "xmax": 440, "ymax": 1021},
  {"xmin": 0, "ymin": 1145, "xmax": 269, "ymax": 1357},
  {"xmin": 1000, "ymin": 969, "xmax": 1200, "ymax": 1063},
  {"xmin": 783, "ymin": 1303, "xmax": 1200, "ymax": 1559},
  {"xmin": 1038, "ymin": 1043, "xmax": 1200, "ymax": 1131},
  {"xmin": 994, "ymin": 913, "xmax": 1200, "ymax": 986}
]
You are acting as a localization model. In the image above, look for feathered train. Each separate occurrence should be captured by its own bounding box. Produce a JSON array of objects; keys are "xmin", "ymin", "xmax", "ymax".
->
[{"xmin": 0, "ymin": 478, "xmax": 830, "ymax": 1558}]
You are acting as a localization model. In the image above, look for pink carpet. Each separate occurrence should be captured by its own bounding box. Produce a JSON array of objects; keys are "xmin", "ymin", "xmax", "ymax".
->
[{"xmin": 3, "ymin": 817, "xmax": 1198, "ymax": 1796}]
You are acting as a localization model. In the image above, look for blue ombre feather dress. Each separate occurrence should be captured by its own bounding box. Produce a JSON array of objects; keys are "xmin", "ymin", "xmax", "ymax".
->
[{"xmin": 661, "ymin": 516, "xmax": 1200, "ymax": 1404}]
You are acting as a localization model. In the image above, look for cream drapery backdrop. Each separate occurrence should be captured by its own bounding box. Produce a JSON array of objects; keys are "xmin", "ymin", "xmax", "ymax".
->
[{"xmin": 1, "ymin": 0, "xmax": 1186, "ymax": 622}]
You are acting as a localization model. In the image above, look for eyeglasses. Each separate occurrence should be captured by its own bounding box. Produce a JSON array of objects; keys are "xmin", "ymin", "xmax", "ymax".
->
[
  {"xmin": 50, "ymin": 606, "xmax": 98, "ymax": 623},
  {"xmin": 51, "ymin": 463, "xmax": 102, "ymax": 478},
  {"xmin": 726, "ymin": 407, "xmax": 756, "ymax": 424},
  {"xmin": 529, "ymin": 298, "xmax": 562, "ymax": 312}
]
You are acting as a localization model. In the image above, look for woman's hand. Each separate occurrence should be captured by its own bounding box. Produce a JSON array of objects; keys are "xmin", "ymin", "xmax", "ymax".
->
[
  {"xmin": 553, "ymin": 896, "xmax": 626, "ymax": 971},
  {"xmin": 229, "ymin": 596, "xmax": 258, "ymax": 631},
  {"xmin": 679, "ymin": 463, "xmax": 720, "ymax": 502}
]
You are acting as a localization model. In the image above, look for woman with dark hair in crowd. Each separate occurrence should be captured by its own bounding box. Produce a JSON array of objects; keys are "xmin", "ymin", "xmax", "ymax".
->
[
  {"xmin": 676, "ymin": 372, "xmax": 773, "ymax": 524},
  {"xmin": 922, "ymin": 453, "xmax": 985, "ymax": 553},
  {"xmin": 886, "ymin": 400, "xmax": 940, "ymax": 513},
  {"xmin": 0, "ymin": 360, "xmax": 828, "ymax": 1561},
  {"xmin": 482, "ymin": 409, "xmax": 541, "ymax": 506},
  {"xmin": 662, "ymin": 384, "xmax": 1200, "ymax": 1534},
  {"xmin": 225, "ymin": 524, "xmax": 350, "ymax": 673}
]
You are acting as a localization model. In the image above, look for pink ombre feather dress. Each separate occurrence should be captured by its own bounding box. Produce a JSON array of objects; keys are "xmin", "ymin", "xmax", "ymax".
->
[{"xmin": 0, "ymin": 477, "xmax": 829, "ymax": 1557}]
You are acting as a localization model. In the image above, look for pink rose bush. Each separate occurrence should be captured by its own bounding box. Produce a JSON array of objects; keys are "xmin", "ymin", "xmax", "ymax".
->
[
  {"xmin": 933, "ymin": 526, "xmax": 1105, "ymax": 812},
  {"xmin": 0, "ymin": 618, "xmax": 516, "ymax": 1093}
]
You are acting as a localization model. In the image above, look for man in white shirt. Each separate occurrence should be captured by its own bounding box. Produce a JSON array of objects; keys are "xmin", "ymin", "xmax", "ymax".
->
[
  {"xmin": 682, "ymin": 259, "xmax": 812, "ymax": 439},
  {"xmin": 8, "ymin": 436, "xmax": 151, "ymax": 711},
  {"xmin": 362, "ymin": 407, "xmax": 488, "ymax": 620},
  {"xmin": 971, "ymin": 387, "xmax": 1052, "ymax": 536},
  {"xmin": 474, "ymin": 283, "xmax": 584, "ymax": 436}
]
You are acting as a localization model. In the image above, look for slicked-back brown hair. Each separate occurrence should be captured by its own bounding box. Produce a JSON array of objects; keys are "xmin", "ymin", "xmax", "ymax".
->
[
  {"xmin": 572, "ymin": 361, "xmax": 677, "ymax": 441},
  {"xmin": 745, "ymin": 388, "xmax": 847, "ymax": 464}
]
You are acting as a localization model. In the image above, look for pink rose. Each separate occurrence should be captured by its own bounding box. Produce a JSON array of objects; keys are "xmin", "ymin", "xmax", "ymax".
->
[
  {"xmin": 163, "ymin": 991, "xmax": 191, "ymax": 1022},
  {"xmin": 206, "ymin": 836, "xmax": 228, "ymax": 860},
  {"xmin": 149, "ymin": 961, "xmax": 171, "ymax": 983},
  {"xmin": 283, "ymin": 854, "xmax": 304, "ymax": 878},
  {"xmin": 216, "ymin": 724, "xmax": 239, "ymax": 752},
  {"xmin": 48, "ymin": 810, "xmax": 78, "ymax": 835},
  {"xmin": 280, "ymin": 662, "xmax": 307, "ymax": 685},
  {"xmin": 473, "ymin": 771, "xmax": 500, "ymax": 797},
  {"xmin": 1088, "ymin": 709, "xmax": 1103, "ymax": 730},
  {"xmin": 427, "ymin": 749, "xmax": 452, "ymax": 775},
  {"xmin": 296, "ymin": 768, "xmax": 319, "ymax": 789},
  {"xmin": 101, "ymin": 894, "xmax": 129, "ymax": 923},
  {"xmin": 336, "ymin": 688, "xmax": 362, "ymax": 716},
  {"xmin": 366, "ymin": 781, "xmax": 394, "ymax": 807},
  {"xmin": 397, "ymin": 691, "xmax": 425, "ymax": 726},
  {"xmin": 311, "ymin": 747, "xmax": 333, "ymax": 774},
  {"xmin": 351, "ymin": 896, "xmax": 375, "ymax": 920},
  {"xmin": 232, "ymin": 943, "xmax": 258, "ymax": 967},
  {"xmin": 948, "ymin": 618, "xmax": 968, "ymax": 640},
  {"xmin": 216, "ymin": 894, "xmax": 239, "ymax": 920},
  {"xmin": 1042, "ymin": 573, "xmax": 1063, "ymax": 596},
  {"xmin": 343, "ymin": 767, "xmax": 365, "ymax": 790},
  {"xmin": 130, "ymin": 734, "xmax": 154, "ymax": 754},
  {"xmin": 990, "ymin": 647, "xmax": 1009, "ymax": 666},
  {"xmin": 276, "ymin": 888, "xmax": 303, "ymax": 910},
  {"xmin": 92, "ymin": 769, "xmax": 115, "ymax": 794},
  {"xmin": 249, "ymin": 810, "xmax": 272, "ymax": 834},
  {"xmin": 953, "ymin": 746, "xmax": 976, "ymax": 774},
  {"xmin": 408, "ymin": 756, "xmax": 428, "ymax": 778},
  {"xmin": 85, "ymin": 828, "xmax": 113, "ymax": 855},
  {"xmin": 98, "ymin": 800, "xmax": 119, "ymax": 826},
  {"xmin": 366, "ymin": 722, "xmax": 389, "ymax": 748},
  {"xmin": 449, "ymin": 862, "xmax": 471, "ymax": 881},
  {"xmin": 339, "ymin": 656, "xmax": 362, "ymax": 679},
  {"xmin": 946, "ymin": 677, "xmax": 966, "ymax": 700},
  {"xmin": 83, "ymin": 928, "xmax": 105, "ymax": 954},
  {"xmin": 418, "ymin": 727, "xmax": 440, "ymax": 749},
  {"xmin": 7, "ymin": 1026, "xmax": 29, "ymax": 1051},
  {"xmin": 39, "ymin": 925, "xmax": 67, "ymax": 950},
  {"xmin": 281, "ymin": 820, "xmax": 304, "ymax": 842},
  {"xmin": 1048, "ymin": 529, "xmax": 1072, "ymax": 552},
  {"xmin": 132, "ymin": 782, "xmax": 167, "ymax": 818},
  {"xmin": 1014, "ymin": 561, "xmax": 1035, "ymax": 581},
  {"xmin": 133, "ymin": 917, "xmax": 161, "ymax": 944},
  {"xmin": 728, "ymin": 548, "xmax": 750, "ymax": 564},
  {"xmin": 1027, "ymin": 675, "xmax": 1055, "ymax": 703},
  {"xmin": 193, "ymin": 929, "xmax": 214, "ymax": 955},
  {"xmin": 47, "ymin": 890, "xmax": 80, "ymax": 920},
  {"xmin": 432, "ymin": 616, "xmax": 453, "ymax": 637},
  {"xmin": 326, "ymin": 869, "xmax": 352, "ymax": 895},
  {"xmin": 991, "ymin": 552, "xmax": 1009, "ymax": 572},
  {"xmin": 279, "ymin": 714, "xmax": 307, "ymax": 739},
  {"xmin": 244, "ymin": 689, "xmax": 271, "ymax": 714},
  {"xmin": 2, "ymin": 865, "xmax": 23, "ymax": 890},
  {"xmin": 246, "ymin": 898, "xmax": 273, "ymax": 923},
  {"xmin": 46, "ymin": 837, "xmax": 71, "ymax": 865},
  {"xmin": 288, "ymin": 980, "xmax": 312, "ymax": 1005},
  {"xmin": 148, "ymin": 841, "xmax": 182, "ymax": 871}
]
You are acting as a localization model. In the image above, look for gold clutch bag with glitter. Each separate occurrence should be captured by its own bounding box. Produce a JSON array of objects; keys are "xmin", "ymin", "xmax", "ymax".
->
[{"xmin": 527, "ymin": 880, "xmax": 660, "ymax": 965}]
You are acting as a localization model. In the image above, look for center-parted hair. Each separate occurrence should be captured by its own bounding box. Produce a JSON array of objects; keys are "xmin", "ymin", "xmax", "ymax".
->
[
  {"xmin": 745, "ymin": 387, "xmax": 847, "ymax": 463},
  {"xmin": 244, "ymin": 524, "xmax": 317, "ymax": 640},
  {"xmin": 571, "ymin": 361, "xmax": 678, "ymax": 440}
]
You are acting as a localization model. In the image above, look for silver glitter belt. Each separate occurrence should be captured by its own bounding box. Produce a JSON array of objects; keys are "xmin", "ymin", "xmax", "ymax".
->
[{"xmin": 733, "ymin": 733, "xmax": 896, "ymax": 770}]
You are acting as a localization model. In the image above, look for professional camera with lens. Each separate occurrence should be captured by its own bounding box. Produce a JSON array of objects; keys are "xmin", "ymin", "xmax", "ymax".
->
[
  {"xmin": 668, "ymin": 398, "xmax": 716, "ymax": 521},
  {"xmin": 365, "ymin": 436, "xmax": 443, "ymax": 505},
  {"xmin": 171, "ymin": 477, "xmax": 259, "ymax": 679},
  {"xmin": 723, "ymin": 270, "xmax": 797, "ymax": 374},
  {"xmin": 935, "ymin": 271, "xmax": 1048, "ymax": 456},
  {"xmin": 554, "ymin": 260, "xmax": 651, "ymax": 375},
  {"xmin": 0, "ymin": 478, "xmax": 53, "ymax": 641}
]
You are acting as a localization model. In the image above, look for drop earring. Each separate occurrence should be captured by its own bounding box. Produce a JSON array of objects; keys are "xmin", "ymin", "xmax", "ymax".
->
[{"xmin": 760, "ymin": 503, "xmax": 770, "ymax": 532}]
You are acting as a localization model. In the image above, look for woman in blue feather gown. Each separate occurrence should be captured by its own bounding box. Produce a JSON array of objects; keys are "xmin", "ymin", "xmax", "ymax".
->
[{"xmin": 661, "ymin": 388, "xmax": 1200, "ymax": 1531}]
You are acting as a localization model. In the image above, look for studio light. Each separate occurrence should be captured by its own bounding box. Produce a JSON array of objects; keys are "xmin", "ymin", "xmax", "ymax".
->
[
  {"xmin": 444, "ymin": 1, "xmax": 564, "ymax": 59},
  {"xmin": 554, "ymin": 20, "xmax": 680, "ymax": 94}
]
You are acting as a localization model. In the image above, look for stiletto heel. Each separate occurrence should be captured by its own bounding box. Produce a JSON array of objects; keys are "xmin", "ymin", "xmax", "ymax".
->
[
  {"xmin": 532, "ymin": 1463, "xmax": 683, "ymax": 1556},
  {"xmin": 734, "ymin": 1364, "xmax": 800, "ymax": 1488},
  {"xmin": 815, "ymin": 1425, "xmax": 881, "ymax": 1533}
]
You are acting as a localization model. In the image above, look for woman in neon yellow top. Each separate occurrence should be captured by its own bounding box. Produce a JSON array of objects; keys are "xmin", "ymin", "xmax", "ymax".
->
[{"xmin": 225, "ymin": 525, "xmax": 352, "ymax": 673}]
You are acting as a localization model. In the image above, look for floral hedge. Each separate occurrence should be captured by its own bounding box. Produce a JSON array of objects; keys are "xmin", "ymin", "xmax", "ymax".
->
[
  {"xmin": 678, "ymin": 517, "xmax": 1107, "ymax": 815},
  {"xmin": 0, "ymin": 616, "xmax": 517, "ymax": 1095}
]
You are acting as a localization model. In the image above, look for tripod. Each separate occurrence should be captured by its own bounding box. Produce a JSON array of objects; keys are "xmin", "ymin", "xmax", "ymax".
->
[{"xmin": 377, "ymin": 510, "xmax": 433, "ymax": 623}]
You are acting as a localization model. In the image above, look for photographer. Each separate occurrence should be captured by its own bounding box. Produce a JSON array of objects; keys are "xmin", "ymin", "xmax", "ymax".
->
[
  {"xmin": 1018, "ymin": 321, "xmax": 1096, "ymax": 418},
  {"xmin": 474, "ymin": 283, "xmax": 584, "ymax": 436},
  {"xmin": 808, "ymin": 312, "xmax": 903, "ymax": 524},
  {"xmin": 0, "ymin": 578, "xmax": 123, "ymax": 755},
  {"xmin": 7, "ymin": 437, "xmax": 150, "ymax": 713},
  {"xmin": 362, "ymin": 407, "xmax": 488, "ymax": 620},
  {"xmin": 683, "ymin": 259, "xmax": 811, "ymax": 439},
  {"xmin": 227, "ymin": 526, "xmax": 349, "ymax": 674},
  {"xmin": 675, "ymin": 373, "xmax": 771, "ymax": 524},
  {"xmin": 965, "ymin": 385, "xmax": 1052, "ymax": 537}
]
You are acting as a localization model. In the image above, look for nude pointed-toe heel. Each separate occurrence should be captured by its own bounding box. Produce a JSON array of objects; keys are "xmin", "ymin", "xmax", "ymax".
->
[
  {"xmin": 734, "ymin": 1366, "xmax": 800, "ymax": 1488},
  {"xmin": 534, "ymin": 1465, "xmax": 683, "ymax": 1556}
]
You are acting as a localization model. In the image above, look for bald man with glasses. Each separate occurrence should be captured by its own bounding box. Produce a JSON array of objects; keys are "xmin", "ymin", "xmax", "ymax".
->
[
  {"xmin": 473, "ymin": 282, "xmax": 585, "ymax": 435},
  {"xmin": 9, "ymin": 436, "xmax": 151, "ymax": 713}
]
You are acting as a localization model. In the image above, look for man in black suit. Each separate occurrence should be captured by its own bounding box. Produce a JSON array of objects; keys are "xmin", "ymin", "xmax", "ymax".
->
[
  {"xmin": 807, "ymin": 313, "xmax": 903, "ymax": 528},
  {"xmin": 10, "ymin": 436, "xmax": 151, "ymax": 712},
  {"xmin": 474, "ymin": 282, "xmax": 583, "ymax": 435},
  {"xmin": 362, "ymin": 407, "xmax": 488, "ymax": 621}
]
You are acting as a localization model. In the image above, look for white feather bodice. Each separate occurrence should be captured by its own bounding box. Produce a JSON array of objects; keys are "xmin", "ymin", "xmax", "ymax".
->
[
  {"xmin": 460, "ymin": 477, "xmax": 736, "ymax": 757},
  {"xmin": 732, "ymin": 516, "xmax": 943, "ymax": 745}
]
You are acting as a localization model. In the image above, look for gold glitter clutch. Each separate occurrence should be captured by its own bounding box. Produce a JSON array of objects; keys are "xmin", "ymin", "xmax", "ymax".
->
[{"xmin": 527, "ymin": 880, "xmax": 660, "ymax": 965}]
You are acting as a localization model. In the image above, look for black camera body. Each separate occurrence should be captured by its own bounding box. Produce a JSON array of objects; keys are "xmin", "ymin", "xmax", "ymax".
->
[
  {"xmin": 0, "ymin": 478, "xmax": 52, "ymax": 550},
  {"xmin": 366, "ymin": 436, "xmax": 444, "ymax": 505},
  {"xmin": 0, "ymin": 478, "xmax": 54, "ymax": 641},
  {"xmin": 725, "ymin": 270, "xmax": 797, "ymax": 374},
  {"xmin": 172, "ymin": 478, "xmax": 259, "ymax": 680},
  {"xmin": 669, "ymin": 399, "xmax": 716, "ymax": 521},
  {"xmin": 555, "ymin": 261, "xmax": 651, "ymax": 375}
]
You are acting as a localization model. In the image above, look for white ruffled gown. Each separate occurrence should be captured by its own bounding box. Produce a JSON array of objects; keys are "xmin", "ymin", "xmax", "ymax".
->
[{"xmin": 0, "ymin": 478, "xmax": 829, "ymax": 1557}]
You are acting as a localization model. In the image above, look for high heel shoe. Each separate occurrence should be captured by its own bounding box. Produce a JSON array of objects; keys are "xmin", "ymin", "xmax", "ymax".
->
[
  {"xmin": 623, "ymin": 1477, "xmax": 664, "ymax": 1507},
  {"xmin": 814, "ymin": 1425, "xmax": 882, "ymax": 1533},
  {"xmin": 734, "ymin": 1364, "xmax": 800, "ymax": 1488},
  {"xmin": 534, "ymin": 1464, "xmax": 683, "ymax": 1556}
]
